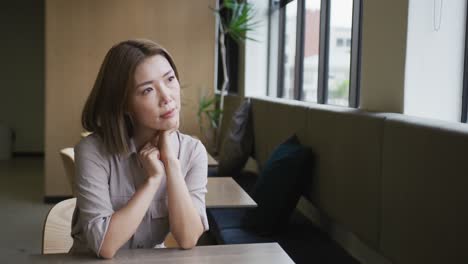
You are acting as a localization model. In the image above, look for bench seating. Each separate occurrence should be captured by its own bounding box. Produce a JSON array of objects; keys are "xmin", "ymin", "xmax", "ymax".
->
[{"xmin": 208, "ymin": 95, "xmax": 468, "ymax": 264}]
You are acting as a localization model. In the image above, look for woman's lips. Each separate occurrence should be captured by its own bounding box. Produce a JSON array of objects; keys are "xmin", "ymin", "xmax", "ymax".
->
[{"xmin": 160, "ymin": 108, "xmax": 176, "ymax": 119}]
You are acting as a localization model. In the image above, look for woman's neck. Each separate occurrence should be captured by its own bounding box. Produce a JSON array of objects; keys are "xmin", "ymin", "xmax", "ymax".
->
[{"xmin": 133, "ymin": 127, "xmax": 158, "ymax": 151}]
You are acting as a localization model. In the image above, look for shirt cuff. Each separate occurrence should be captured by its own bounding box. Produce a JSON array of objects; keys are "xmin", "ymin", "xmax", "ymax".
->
[{"xmin": 85, "ymin": 214, "xmax": 113, "ymax": 257}]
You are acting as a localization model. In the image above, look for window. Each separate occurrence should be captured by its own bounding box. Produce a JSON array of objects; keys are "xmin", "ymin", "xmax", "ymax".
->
[
  {"xmin": 327, "ymin": 0, "xmax": 354, "ymax": 106},
  {"xmin": 336, "ymin": 38, "xmax": 344, "ymax": 47},
  {"xmin": 282, "ymin": 0, "xmax": 298, "ymax": 99},
  {"xmin": 302, "ymin": 0, "xmax": 321, "ymax": 102},
  {"xmin": 267, "ymin": 0, "xmax": 362, "ymax": 107}
]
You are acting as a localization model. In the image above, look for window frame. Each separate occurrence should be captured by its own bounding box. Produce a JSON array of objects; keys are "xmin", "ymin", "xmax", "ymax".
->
[
  {"xmin": 270, "ymin": 0, "xmax": 362, "ymax": 107},
  {"xmin": 462, "ymin": 2, "xmax": 468, "ymax": 123}
]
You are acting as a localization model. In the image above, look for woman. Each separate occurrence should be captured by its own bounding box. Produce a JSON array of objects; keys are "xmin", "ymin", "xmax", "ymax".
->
[{"xmin": 70, "ymin": 39, "xmax": 209, "ymax": 259}]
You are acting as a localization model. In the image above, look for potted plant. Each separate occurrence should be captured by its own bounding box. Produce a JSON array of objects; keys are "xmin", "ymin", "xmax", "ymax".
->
[
  {"xmin": 204, "ymin": 0, "xmax": 259, "ymax": 153},
  {"xmin": 197, "ymin": 93, "xmax": 222, "ymax": 154}
]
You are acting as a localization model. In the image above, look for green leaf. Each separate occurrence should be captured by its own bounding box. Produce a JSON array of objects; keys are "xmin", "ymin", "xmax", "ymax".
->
[
  {"xmin": 198, "ymin": 94, "xmax": 222, "ymax": 129},
  {"xmin": 217, "ymin": 0, "xmax": 259, "ymax": 43}
]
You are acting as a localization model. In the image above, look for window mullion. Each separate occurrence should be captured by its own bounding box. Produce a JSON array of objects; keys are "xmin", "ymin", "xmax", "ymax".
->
[
  {"xmin": 462, "ymin": 1, "xmax": 468, "ymax": 122},
  {"xmin": 317, "ymin": 0, "xmax": 330, "ymax": 104},
  {"xmin": 294, "ymin": 0, "xmax": 305, "ymax": 100},
  {"xmin": 277, "ymin": 2, "xmax": 287, "ymax": 98},
  {"xmin": 349, "ymin": 0, "xmax": 362, "ymax": 108}
]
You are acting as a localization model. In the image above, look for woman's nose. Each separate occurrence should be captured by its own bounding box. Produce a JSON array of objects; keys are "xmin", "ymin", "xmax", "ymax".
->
[{"xmin": 159, "ymin": 86, "xmax": 172, "ymax": 105}]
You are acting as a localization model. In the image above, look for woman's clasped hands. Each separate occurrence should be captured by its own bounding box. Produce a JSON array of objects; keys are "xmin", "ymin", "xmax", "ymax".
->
[{"xmin": 138, "ymin": 123, "xmax": 179, "ymax": 183}]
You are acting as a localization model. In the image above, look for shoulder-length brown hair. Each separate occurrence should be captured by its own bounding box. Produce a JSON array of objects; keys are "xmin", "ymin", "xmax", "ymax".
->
[{"xmin": 82, "ymin": 39, "xmax": 179, "ymax": 155}]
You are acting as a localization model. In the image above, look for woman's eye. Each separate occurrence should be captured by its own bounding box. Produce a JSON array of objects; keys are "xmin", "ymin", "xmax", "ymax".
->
[
  {"xmin": 142, "ymin": 87, "xmax": 153, "ymax": 95},
  {"xmin": 168, "ymin": 76, "xmax": 175, "ymax": 82}
]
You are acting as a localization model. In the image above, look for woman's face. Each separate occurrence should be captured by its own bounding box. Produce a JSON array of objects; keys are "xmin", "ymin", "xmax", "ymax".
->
[{"xmin": 128, "ymin": 54, "xmax": 180, "ymax": 133}]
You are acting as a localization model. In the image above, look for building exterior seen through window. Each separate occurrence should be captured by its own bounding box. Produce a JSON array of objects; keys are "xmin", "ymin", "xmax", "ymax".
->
[
  {"xmin": 327, "ymin": 0, "xmax": 353, "ymax": 106},
  {"xmin": 269, "ymin": 0, "xmax": 360, "ymax": 107},
  {"xmin": 283, "ymin": 0, "xmax": 298, "ymax": 100}
]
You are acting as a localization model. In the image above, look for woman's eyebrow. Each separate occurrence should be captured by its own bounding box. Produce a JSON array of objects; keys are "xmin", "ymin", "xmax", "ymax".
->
[{"xmin": 135, "ymin": 69, "xmax": 174, "ymax": 89}]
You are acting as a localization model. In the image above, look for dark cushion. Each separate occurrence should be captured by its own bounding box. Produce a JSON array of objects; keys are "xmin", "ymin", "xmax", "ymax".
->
[
  {"xmin": 207, "ymin": 208, "xmax": 254, "ymax": 230},
  {"xmin": 219, "ymin": 228, "xmax": 275, "ymax": 245},
  {"xmin": 215, "ymin": 210, "xmax": 359, "ymax": 264},
  {"xmin": 207, "ymin": 166, "xmax": 219, "ymax": 177},
  {"xmin": 217, "ymin": 98, "xmax": 255, "ymax": 176},
  {"xmin": 232, "ymin": 170, "xmax": 258, "ymax": 194},
  {"xmin": 243, "ymin": 134, "xmax": 314, "ymax": 236},
  {"xmin": 206, "ymin": 208, "xmax": 243, "ymax": 244}
]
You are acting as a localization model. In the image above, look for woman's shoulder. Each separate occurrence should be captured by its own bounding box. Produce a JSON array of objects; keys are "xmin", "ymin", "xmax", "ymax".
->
[
  {"xmin": 178, "ymin": 132, "xmax": 205, "ymax": 151},
  {"xmin": 178, "ymin": 131, "xmax": 207, "ymax": 160},
  {"xmin": 74, "ymin": 133, "xmax": 109, "ymax": 158}
]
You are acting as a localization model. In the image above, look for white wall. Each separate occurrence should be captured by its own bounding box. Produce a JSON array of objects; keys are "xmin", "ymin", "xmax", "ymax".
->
[
  {"xmin": 45, "ymin": 0, "xmax": 216, "ymax": 196},
  {"xmin": 404, "ymin": 0, "xmax": 467, "ymax": 122}
]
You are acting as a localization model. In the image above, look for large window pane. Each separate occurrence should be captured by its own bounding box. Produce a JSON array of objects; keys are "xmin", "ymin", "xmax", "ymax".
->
[
  {"xmin": 282, "ymin": 0, "xmax": 297, "ymax": 100},
  {"xmin": 267, "ymin": 1, "xmax": 280, "ymax": 97},
  {"xmin": 302, "ymin": 0, "xmax": 321, "ymax": 102},
  {"xmin": 327, "ymin": 0, "xmax": 353, "ymax": 106}
]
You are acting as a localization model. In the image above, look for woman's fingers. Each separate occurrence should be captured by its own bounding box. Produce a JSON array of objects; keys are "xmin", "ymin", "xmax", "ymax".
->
[
  {"xmin": 148, "ymin": 147, "xmax": 160, "ymax": 159},
  {"xmin": 139, "ymin": 141, "xmax": 153, "ymax": 153},
  {"xmin": 140, "ymin": 145, "xmax": 160, "ymax": 159},
  {"xmin": 138, "ymin": 144, "xmax": 164, "ymax": 179},
  {"xmin": 151, "ymin": 131, "xmax": 161, "ymax": 147}
]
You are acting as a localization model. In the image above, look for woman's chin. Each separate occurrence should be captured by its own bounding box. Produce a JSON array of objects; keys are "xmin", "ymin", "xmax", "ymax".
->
[{"xmin": 158, "ymin": 118, "xmax": 179, "ymax": 131}]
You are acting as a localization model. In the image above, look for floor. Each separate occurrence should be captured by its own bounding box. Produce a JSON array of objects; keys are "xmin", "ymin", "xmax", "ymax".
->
[{"xmin": 0, "ymin": 157, "xmax": 52, "ymax": 263}]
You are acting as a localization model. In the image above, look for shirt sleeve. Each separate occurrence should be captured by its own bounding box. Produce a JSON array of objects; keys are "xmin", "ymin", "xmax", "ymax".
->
[
  {"xmin": 185, "ymin": 140, "xmax": 209, "ymax": 232},
  {"xmin": 74, "ymin": 139, "xmax": 114, "ymax": 257}
]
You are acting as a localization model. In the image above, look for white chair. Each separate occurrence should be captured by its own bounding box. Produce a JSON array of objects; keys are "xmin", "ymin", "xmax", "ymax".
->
[
  {"xmin": 42, "ymin": 198, "xmax": 76, "ymax": 254},
  {"xmin": 80, "ymin": 131, "xmax": 92, "ymax": 138},
  {"xmin": 59, "ymin": 148, "xmax": 75, "ymax": 195}
]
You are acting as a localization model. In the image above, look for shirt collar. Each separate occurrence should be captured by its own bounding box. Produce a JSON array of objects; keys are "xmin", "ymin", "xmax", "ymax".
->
[
  {"xmin": 124, "ymin": 131, "xmax": 180, "ymax": 159},
  {"xmin": 126, "ymin": 136, "xmax": 138, "ymax": 158}
]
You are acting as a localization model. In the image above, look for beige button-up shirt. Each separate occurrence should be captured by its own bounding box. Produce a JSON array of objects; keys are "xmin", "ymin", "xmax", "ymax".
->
[{"xmin": 70, "ymin": 131, "xmax": 209, "ymax": 256}]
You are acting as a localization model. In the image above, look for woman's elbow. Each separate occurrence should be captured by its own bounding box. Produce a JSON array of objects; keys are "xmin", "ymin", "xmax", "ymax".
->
[
  {"xmin": 99, "ymin": 247, "xmax": 116, "ymax": 259},
  {"xmin": 179, "ymin": 236, "xmax": 198, "ymax": 250},
  {"xmin": 180, "ymin": 241, "xmax": 196, "ymax": 250}
]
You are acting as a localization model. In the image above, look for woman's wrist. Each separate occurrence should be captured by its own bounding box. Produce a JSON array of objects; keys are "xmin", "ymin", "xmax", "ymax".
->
[
  {"xmin": 161, "ymin": 157, "xmax": 179, "ymax": 168},
  {"xmin": 145, "ymin": 175, "xmax": 162, "ymax": 189},
  {"xmin": 163, "ymin": 157, "xmax": 180, "ymax": 172}
]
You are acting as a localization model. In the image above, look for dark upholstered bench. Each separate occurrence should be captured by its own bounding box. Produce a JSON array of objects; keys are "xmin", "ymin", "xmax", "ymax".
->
[
  {"xmin": 209, "ymin": 127, "xmax": 359, "ymax": 264},
  {"xmin": 207, "ymin": 207, "xmax": 359, "ymax": 264}
]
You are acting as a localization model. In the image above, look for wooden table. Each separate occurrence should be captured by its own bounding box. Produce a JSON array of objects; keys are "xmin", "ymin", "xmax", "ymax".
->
[
  {"xmin": 30, "ymin": 243, "xmax": 293, "ymax": 263},
  {"xmin": 207, "ymin": 153, "xmax": 218, "ymax": 167},
  {"xmin": 167, "ymin": 177, "xmax": 256, "ymax": 248},
  {"xmin": 190, "ymin": 135, "xmax": 218, "ymax": 167},
  {"xmin": 205, "ymin": 177, "xmax": 257, "ymax": 208}
]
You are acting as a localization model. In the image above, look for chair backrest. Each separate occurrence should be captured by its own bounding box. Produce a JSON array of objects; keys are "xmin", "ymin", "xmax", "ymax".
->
[
  {"xmin": 60, "ymin": 148, "xmax": 75, "ymax": 194},
  {"xmin": 42, "ymin": 198, "xmax": 76, "ymax": 254},
  {"xmin": 81, "ymin": 131, "xmax": 92, "ymax": 138}
]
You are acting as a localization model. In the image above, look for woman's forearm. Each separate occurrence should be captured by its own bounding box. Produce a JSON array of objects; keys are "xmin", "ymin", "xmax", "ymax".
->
[
  {"xmin": 165, "ymin": 158, "xmax": 204, "ymax": 249},
  {"xmin": 99, "ymin": 177, "xmax": 161, "ymax": 259}
]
